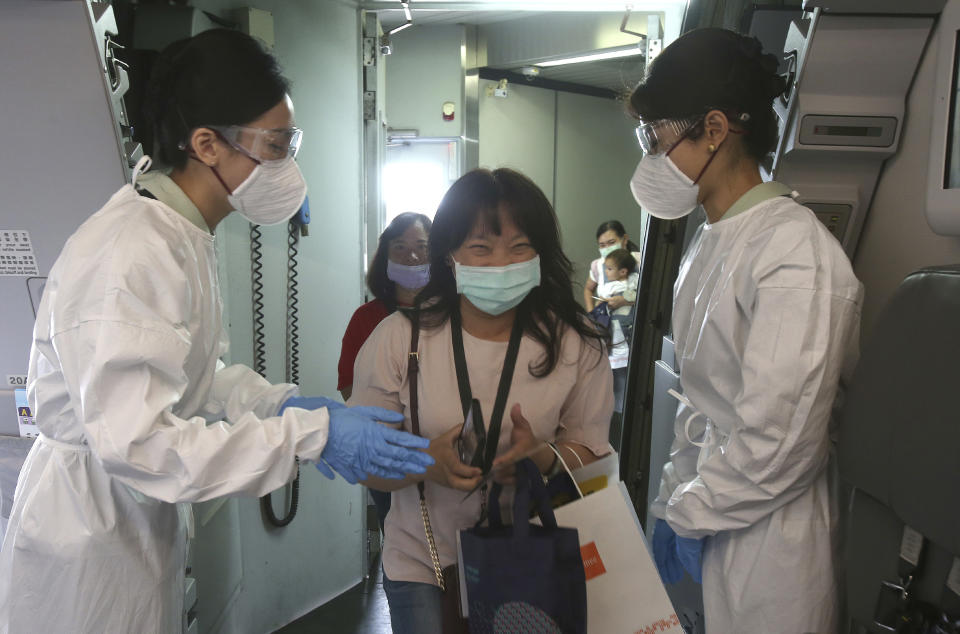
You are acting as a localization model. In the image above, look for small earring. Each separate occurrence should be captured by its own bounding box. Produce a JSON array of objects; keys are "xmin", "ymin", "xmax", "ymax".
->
[{"xmin": 707, "ymin": 144, "xmax": 717, "ymax": 153}]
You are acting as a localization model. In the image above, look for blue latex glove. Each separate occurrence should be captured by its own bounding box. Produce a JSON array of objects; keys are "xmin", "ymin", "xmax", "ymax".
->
[
  {"xmin": 317, "ymin": 406, "xmax": 433, "ymax": 483},
  {"xmin": 314, "ymin": 459, "xmax": 363, "ymax": 484},
  {"xmin": 278, "ymin": 396, "xmax": 346, "ymax": 415},
  {"xmin": 675, "ymin": 535, "xmax": 705, "ymax": 584},
  {"xmin": 652, "ymin": 519, "xmax": 684, "ymax": 585}
]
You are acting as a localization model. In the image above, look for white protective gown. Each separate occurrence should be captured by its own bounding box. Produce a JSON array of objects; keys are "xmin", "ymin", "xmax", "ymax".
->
[
  {"xmin": 650, "ymin": 195, "xmax": 863, "ymax": 633},
  {"xmin": 0, "ymin": 175, "xmax": 332, "ymax": 633}
]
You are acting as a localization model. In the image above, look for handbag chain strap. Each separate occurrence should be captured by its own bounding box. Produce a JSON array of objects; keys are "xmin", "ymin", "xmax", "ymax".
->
[{"xmin": 408, "ymin": 307, "xmax": 446, "ymax": 591}]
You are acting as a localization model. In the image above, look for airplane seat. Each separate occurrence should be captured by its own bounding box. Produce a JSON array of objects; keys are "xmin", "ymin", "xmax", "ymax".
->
[{"xmin": 838, "ymin": 265, "xmax": 960, "ymax": 633}]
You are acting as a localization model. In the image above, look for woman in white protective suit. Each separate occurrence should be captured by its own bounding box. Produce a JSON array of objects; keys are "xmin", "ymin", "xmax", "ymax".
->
[
  {"xmin": 627, "ymin": 29, "xmax": 864, "ymax": 633},
  {"xmin": 0, "ymin": 29, "xmax": 433, "ymax": 633}
]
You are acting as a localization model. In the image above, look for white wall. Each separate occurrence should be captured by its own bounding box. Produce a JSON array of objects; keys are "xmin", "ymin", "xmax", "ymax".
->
[
  {"xmin": 854, "ymin": 18, "xmax": 960, "ymax": 339},
  {"xmin": 555, "ymin": 91, "xmax": 646, "ymax": 290},
  {"xmin": 385, "ymin": 25, "xmax": 466, "ymax": 139},
  {"xmin": 180, "ymin": 1, "xmax": 368, "ymax": 632},
  {"xmin": 478, "ymin": 79, "xmax": 645, "ymax": 298},
  {"xmin": 478, "ymin": 80, "xmax": 556, "ymax": 196}
]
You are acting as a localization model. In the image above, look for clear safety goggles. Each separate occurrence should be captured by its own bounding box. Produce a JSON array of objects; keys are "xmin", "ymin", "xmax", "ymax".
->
[
  {"xmin": 209, "ymin": 125, "xmax": 303, "ymax": 165},
  {"xmin": 634, "ymin": 116, "xmax": 702, "ymax": 156}
]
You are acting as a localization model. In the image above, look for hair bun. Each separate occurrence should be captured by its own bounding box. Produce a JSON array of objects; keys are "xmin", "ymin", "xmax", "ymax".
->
[
  {"xmin": 737, "ymin": 35, "xmax": 764, "ymax": 60},
  {"xmin": 735, "ymin": 34, "xmax": 785, "ymax": 100},
  {"xmin": 766, "ymin": 73, "xmax": 788, "ymax": 100}
]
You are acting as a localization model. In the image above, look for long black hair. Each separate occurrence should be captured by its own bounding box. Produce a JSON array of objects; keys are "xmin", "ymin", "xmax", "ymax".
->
[
  {"xmin": 143, "ymin": 29, "xmax": 291, "ymax": 168},
  {"xmin": 415, "ymin": 168, "xmax": 604, "ymax": 378},
  {"xmin": 595, "ymin": 220, "xmax": 639, "ymax": 253},
  {"xmin": 367, "ymin": 212, "xmax": 432, "ymax": 312},
  {"xmin": 628, "ymin": 28, "xmax": 786, "ymax": 161}
]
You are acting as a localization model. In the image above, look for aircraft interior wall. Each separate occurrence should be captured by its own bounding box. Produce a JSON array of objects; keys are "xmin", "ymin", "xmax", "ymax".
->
[{"xmin": 855, "ymin": 17, "xmax": 960, "ymax": 339}]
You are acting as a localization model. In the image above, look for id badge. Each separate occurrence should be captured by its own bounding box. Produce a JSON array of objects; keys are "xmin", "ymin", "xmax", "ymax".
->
[{"xmin": 457, "ymin": 399, "xmax": 486, "ymax": 468}]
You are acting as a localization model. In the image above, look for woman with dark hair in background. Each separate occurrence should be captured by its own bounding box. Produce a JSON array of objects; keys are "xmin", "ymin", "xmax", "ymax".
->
[
  {"xmin": 338, "ymin": 211, "xmax": 432, "ymax": 529},
  {"xmin": 628, "ymin": 28, "xmax": 862, "ymax": 632},
  {"xmin": 583, "ymin": 219, "xmax": 640, "ymax": 312},
  {"xmin": 338, "ymin": 212, "xmax": 432, "ymax": 402},
  {"xmin": 349, "ymin": 168, "xmax": 613, "ymax": 632},
  {"xmin": 584, "ymin": 220, "xmax": 641, "ymax": 447},
  {"xmin": 0, "ymin": 29, "xmax": 432, "ymax": 632}
]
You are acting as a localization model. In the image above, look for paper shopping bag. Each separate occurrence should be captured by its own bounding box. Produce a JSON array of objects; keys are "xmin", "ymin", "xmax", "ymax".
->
[{"xmin": 550, "ymin": 481, "xmax": 684, "ymax": 634}]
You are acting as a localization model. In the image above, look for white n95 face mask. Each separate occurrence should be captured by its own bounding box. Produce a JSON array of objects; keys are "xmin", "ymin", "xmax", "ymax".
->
[
  {"xmin": 453, "ymin": 255, "xmax": 541, "ymax": 316},
  {"xmin": 629, "ymin": 154, "xmax": 700, "ymax": 220},
  {"xmin": 229, "ymin": 157, "xmax": 308, "ymax": 226}
]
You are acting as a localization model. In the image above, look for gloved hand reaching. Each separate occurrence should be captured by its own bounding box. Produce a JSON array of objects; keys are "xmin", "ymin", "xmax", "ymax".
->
[
  {"xmin": 652, "ymin": 519, "xmax": 684, "ymax": 585},
  {"xmin": 675, "ymin": 535, "xmax": 705, "ymax": 584},
  {"xmin": 314, "ymin": 406, "xmax": 434, "ymax": 484},
  {"xmin": 278, "ymin": 396, "xmax": 346, "ymax": 415}
]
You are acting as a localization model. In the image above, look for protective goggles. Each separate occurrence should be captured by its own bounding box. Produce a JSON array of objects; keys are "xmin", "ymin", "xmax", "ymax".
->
[
  {"xmin": 209, "ymin": 124, "xmax": 303, "ymax": 164},
  {"xmin": 634, "ymin": 116, "xmax": 702, "ymax": 156}
]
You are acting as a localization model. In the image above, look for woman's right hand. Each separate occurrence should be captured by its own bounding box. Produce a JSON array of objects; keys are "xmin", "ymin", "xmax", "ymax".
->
[{"xmin": 425, "ymin": 424, "xmax": 483, "ymax": 491}]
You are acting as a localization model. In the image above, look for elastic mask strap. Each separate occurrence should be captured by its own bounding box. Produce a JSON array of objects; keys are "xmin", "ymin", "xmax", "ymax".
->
[
  {"xmin": 691, "ymin": 129, "xmax": 745, "ymax": 185},
  {"xmin": 692, "ymin": 148, "xmax": 721, "ymax": 185},
  {"xmin": 189, "ymin": 155, "xmax": 233, "ymax": 196},
  {"xmin": 186, "ymin": 129, "xmax": 262, "ymax": 197}
]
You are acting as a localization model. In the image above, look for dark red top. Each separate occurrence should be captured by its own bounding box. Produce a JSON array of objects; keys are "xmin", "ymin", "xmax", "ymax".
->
[{"xmin": 337, "ymin": 299, "xmax": 392, "ymax": 391}]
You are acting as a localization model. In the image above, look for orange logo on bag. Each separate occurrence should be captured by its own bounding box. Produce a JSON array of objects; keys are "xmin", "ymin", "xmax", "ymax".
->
[{"xmin": 580, "ymin": 541, "xmax": 606, "ymax": 580}]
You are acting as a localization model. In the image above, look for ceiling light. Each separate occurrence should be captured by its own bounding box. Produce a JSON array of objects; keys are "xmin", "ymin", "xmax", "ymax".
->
[
  {"xmin": 363, "ymin": 1, "xmax": 686, "ymax": 10},
  {"xmin": 535, "ymin": 45, "xmax": 643, "ymax": 67}
]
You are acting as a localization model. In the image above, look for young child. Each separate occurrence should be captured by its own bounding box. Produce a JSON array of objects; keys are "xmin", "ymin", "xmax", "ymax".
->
[{"xmin": 602, "ymin": 248, "xmax": 639, "ymax": 316}]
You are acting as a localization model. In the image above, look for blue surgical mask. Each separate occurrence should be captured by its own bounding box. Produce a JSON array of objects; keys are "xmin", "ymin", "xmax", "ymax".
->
[
  {"xmin": 387, "ymin": 260, "xmax": 430, "ymax": 290},
  {"xmin": 453, "ymin": 255, "xmax": 541, "ymax": 316}
]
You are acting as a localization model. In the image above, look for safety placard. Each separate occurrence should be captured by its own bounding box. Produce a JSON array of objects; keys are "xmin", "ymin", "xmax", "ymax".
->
[
  {"xmin": 0, "ymin": 230, "xmax": 39, "ymax": 276},
  {"xmin": 14, "ymin": 389, "xmax": 37, "ymax": 438}
]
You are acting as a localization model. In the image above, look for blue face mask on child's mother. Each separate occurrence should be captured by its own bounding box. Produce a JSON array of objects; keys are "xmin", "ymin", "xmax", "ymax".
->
[{"xmin": 452, "ymin": 255, "xmax": 541, "ymax": 316}]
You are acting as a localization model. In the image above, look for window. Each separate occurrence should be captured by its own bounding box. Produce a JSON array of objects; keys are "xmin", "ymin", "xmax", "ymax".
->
[{"xmin": 383, "ymin": 138, "xmax": 460, "ymax": 223}]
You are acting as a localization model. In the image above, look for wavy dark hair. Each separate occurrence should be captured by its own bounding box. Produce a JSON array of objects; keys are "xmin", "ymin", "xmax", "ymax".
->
[
  {"xmin": 415, "ymin": 168, "xmax": 605, "ymax": 377},
  {"xmin": 367, "ymin": 212, "xmax": 432, "ymax": 311},
  {"xmin": 143, "ymin": 29, "xmax": 290, "ymax": 169},
  {"xmin": 595, "ymin": 220, "xmax": 639, "ymax": 253}
]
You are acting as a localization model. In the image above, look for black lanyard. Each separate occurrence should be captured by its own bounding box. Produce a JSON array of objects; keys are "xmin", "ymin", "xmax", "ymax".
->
[{"xmin": 450, "ymin": 305, "xmax": 523, "ymax": 473}]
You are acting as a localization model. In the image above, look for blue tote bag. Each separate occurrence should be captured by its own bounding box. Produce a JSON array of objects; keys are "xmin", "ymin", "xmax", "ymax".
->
[{"xmin": 459, "ymin": 458, "xmax": 587, "ymax": 634}]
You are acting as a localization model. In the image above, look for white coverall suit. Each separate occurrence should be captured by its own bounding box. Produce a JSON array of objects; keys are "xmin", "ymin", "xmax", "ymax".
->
[
  {"xmin": 0, "ymin": 180, "xmax": 332, "ymax": 632},
  {"xmin": 651, "ymin": 195, "xmax": 863, "ymax": 633}
]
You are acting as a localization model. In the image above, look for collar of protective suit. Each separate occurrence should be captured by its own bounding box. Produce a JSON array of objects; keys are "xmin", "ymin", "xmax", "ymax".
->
[
  {"xmin": 719, "ymin": 180, "xmax": 794, "ymax": 222},
  {"xmin": 136, "ymin": 170, "xmax": 212, "ymax": 233}
]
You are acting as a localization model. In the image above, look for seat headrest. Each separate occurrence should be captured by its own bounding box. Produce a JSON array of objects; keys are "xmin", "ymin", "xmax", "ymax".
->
[{"xmin": 839, "ymin": 265, "xmax": 960, "ymax": 554}]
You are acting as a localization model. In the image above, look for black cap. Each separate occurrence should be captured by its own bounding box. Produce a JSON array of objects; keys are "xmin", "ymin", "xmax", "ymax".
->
[{"xmin": 629, "ymin": 28, "xmax": 785, "ymax": 122}]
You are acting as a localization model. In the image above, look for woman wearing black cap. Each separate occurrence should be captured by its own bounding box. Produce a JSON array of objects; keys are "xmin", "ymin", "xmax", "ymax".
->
[{"xmin": 628, "ymin": 28, "xmax": 863, "ymax": 632}]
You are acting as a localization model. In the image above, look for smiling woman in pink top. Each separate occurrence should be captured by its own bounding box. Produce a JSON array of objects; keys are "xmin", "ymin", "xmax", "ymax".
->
[{"xmin": 349, "ymin": 167, "xmax": 614, "ymax": 633}]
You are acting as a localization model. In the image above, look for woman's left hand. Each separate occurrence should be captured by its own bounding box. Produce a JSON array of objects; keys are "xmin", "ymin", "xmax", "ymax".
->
[
  {"xmin": 607, "ymin": 295, "xmax": 629, "ymax": 310},
  {"xmin": 491, "ymin": 404, "xmax": 540, "ymax": 486}
]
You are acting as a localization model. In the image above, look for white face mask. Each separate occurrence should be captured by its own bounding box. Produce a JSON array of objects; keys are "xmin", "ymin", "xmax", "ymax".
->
[
  {"xmin": 629, "ymin": 154, "xmax": 700, "ymax": 220},
  {"xmin": 598, "ymin": 243, "xmax": 622, "ymax": 258},
  {"xmin": 228, "ymin": 157, "xmax": 308, "ymax": 225}
]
